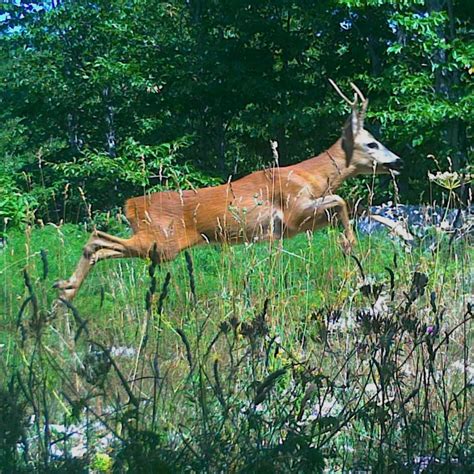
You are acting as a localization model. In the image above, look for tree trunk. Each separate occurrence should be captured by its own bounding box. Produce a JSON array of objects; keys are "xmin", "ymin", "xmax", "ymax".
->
[
  {"xmin": 103, "ymin": 87, "xmax": 116, "ymax": 158},
  {"xmin": 426, "ymin": 0, "xmax": 467, "ymax": 171},
  {"xmin": 217, "ymin": 118, "xmax": 227, "ymax": 178},
  {"xmin": 67, "ymin": 112, "xmax": 82, "ymax": 153}
]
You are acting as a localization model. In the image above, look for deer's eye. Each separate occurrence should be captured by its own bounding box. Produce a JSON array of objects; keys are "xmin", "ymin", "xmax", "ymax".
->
[{"xmin": 367, "ymin": 142, "xmax": 379, "ymax": 149}]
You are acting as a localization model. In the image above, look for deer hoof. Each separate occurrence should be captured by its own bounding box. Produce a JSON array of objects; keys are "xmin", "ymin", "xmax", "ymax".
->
[{"xmin": 54, "ymin": 279, "xmax": 78, "ymax": 298}]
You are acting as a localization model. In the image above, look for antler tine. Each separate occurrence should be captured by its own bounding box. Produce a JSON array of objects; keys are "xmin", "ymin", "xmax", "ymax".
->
[
  {"xmin": 350, "ymin": 82, "xmax": 369, "ymax": 128},
  {"xmin": 359, "ymin": 98, "xmax": 369, "ymax": 122},
  {"xmin": 349, "ymin": 82, "xmax": 366, "ymax": 103},
  {"xmin": 328, "ymin": 78, "xmax": 357, "ymax": 107}
]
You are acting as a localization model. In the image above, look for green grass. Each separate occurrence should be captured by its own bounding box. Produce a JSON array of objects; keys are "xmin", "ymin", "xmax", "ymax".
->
[
  {"xmin": 2, "ymin": 222, "xmax": 469, "ymax": 319},
  {"xmin": 0, "ymin": 223, "xmax": 473, "ymax": 472}
]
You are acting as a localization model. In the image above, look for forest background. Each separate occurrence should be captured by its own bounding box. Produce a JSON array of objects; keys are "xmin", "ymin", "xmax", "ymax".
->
[{"xmin": 1, "ymin": 0, "xmax": 472, "ymax": 231}]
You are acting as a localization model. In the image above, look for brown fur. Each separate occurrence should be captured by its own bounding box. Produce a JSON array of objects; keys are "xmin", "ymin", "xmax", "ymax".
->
[
  {"xmin": 55, "ymin": 99, "xmax": 401, "ymax": 302},
  {"xmin": 123, "ymin": 139, "xmax": 355, "ymax": 253}
]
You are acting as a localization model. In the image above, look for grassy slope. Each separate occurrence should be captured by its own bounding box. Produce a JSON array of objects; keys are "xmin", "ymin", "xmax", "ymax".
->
[
  {"xmin": 0, "ymin": 223, "xmax": 472, "ymax": 471},
  {"xmin": 2, "ymin": 223, "xmax": 469, "ymax": 312},
  {"xmin": 1, "ymin": 223, "xmax": 471, "ymax": 384}
]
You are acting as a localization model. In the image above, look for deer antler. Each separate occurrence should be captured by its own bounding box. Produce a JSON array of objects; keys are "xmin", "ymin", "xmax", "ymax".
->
[
  {"xmin": 328, "ymin": 78, "xmax": 357, "ymax": 107},
  {"xmin": 349, "ymin": 82, "xmax": 366, "ymax": 102},
  {"xmin": 350, "ymin": 82, "xmax": 369, "ymax": 126},
  {"xmin": 328, "ymin": 79, "xmax": 370, "ymax": 133}
]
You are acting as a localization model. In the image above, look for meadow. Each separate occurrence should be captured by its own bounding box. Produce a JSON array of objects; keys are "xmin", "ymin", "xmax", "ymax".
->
[
  {"xmin": 1, "ymin": 219, "xmax": 472, "ymax": 472},
  {"xmin": 1, "ymin": 1, "xmax": 472, "ymax": 472}
]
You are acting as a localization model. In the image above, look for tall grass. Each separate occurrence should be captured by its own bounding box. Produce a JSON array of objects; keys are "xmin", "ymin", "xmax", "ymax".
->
[{"xmin": 1, "ymin": 212, "xmax": 473, "ymax": 472}]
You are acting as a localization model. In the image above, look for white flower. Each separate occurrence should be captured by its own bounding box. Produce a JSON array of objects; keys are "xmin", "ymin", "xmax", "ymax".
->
[{"xmin": 428, "ymin": 171, "xmax": 472, "ymax": 190}]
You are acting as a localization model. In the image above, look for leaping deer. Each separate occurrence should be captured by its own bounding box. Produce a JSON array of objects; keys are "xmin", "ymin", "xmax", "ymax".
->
[{"xmin": 55, "ymin": 81, "xmax": 401, "ymax": 302}]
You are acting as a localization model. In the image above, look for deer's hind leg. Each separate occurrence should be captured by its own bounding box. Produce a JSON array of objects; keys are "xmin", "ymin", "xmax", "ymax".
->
[{"xmin": 54, "ymin": 230, "xmax": 153, "ymax": 302}]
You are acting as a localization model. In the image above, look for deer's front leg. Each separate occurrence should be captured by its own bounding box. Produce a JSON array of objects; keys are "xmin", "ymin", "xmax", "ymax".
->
[{"xmin": 292, "ymin": 194, "xmax": 356, "ymax": 254}]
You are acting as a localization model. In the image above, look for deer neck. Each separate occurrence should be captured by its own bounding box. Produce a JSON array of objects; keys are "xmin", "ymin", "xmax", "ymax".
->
[{"xmin": 296, "ymin": 139, "xmax": 356, "ymax": 193}]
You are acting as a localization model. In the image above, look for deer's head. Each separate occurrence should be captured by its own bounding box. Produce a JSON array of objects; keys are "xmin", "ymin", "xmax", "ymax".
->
[{"xmin": 330, "ymin": 79, "xmax": 402, "ymax": 176}]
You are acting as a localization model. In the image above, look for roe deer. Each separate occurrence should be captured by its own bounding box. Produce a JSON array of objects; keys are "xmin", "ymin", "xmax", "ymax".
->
[{"xmin": 55, "ymin": 81, "xmax": 401, "ymax": 301}]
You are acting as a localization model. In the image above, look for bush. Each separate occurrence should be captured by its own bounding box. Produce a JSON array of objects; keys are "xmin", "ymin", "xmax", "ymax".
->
[{"xmin": 0, "ymin": 174, "xmax": 37, "ymax": 233}]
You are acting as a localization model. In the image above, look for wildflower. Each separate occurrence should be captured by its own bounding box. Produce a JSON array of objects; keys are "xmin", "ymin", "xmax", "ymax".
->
[{"xmin": 428, "ymin": 171, "xmax": 472, "ymax": 191}]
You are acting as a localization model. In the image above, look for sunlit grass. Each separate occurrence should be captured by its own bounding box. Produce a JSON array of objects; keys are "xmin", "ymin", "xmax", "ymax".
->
[{"xmin": 0, "ymin": 221, "xmax": 472, "ymax": 471}]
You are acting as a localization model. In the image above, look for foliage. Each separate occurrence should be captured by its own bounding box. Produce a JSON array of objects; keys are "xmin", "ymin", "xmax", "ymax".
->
[
  {"xmin": 0, "ymin": 173, "xmax": 37, "ymax": 232},
  {"xmin": 0, "ymin": 1, "xmax": 472, "ymax": 223}
]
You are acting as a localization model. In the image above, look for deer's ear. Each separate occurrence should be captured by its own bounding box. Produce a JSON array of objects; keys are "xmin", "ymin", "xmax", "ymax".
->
[{"xmin": 341, "ymin": 112, "xmax": 355, "ymax": 165}]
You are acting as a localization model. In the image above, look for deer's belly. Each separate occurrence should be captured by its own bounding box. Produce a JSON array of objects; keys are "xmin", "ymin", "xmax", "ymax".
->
[{"xmin": 198, "ymin": 205, "xmax": 284, "ymax": 244}]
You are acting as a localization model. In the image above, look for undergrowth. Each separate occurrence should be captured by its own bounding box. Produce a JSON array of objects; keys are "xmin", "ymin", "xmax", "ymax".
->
[{"xmin": 0, "ymin": 222, "xmax": 473, "ymax": 472}]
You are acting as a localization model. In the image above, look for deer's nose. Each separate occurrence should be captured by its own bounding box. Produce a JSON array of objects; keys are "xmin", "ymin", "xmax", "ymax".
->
[{"xmin": 387, "ymin": 158, "xmax": 402, "ymax": 171}]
